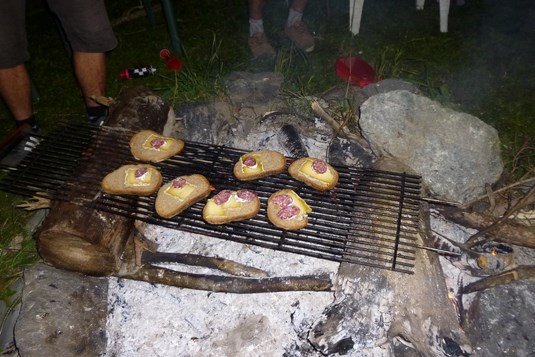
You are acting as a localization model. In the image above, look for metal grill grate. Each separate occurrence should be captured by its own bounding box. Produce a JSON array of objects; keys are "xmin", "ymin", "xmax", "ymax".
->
[{"xmin": 0, "ymin": 122, "xmax": 422, "ymax": 273}]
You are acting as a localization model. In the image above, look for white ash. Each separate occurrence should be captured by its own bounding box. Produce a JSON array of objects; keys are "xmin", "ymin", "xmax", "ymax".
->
[
  {"xmin": 141, "ymin": 226, "xmax": 338, "ymax": 277},
  {"xmin": 430, "ymin": 210, "xmax": 480, "ymax": 310},
  {"xmin": 106, "ymin": 226, "xmax": 338, "ymax": 356},
  {"xmin": 513, "ymin": 246, "xmax": 535, "ymax": 266},
  {"xmin": 223, "ymin": 114, "xmax": 333, "ymax": 160}
]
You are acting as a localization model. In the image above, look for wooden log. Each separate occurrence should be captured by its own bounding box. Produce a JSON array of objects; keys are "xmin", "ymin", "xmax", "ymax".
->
[
  {"xmin": 108, "ymin": 86, "xmax": 173, "ymax": 130},
  {"xmin": 308, "ymin": 158, "xmax": 472, "ymax": 355},
  {"xmin": 464, "ymin": 184, "xmax": 535, "ymax": 247},
  {"xmin": 110, "ymin": 234, "xmax": 333, "ymax": 293},
  {"xmin": 463, "ymin": 265, "xmax": 535, "ymax": 294},
  {"xmin": 141, "ymin": 251, "xmax": 269, "ymax": 278},
  {"xmin": 121, "ymin": 266, "xmax": 333, "ymax": 293},
  {"xmin": 37, "ymin": 86, "xmax": 171, "ymax": 276},
  {"xmin": 439, "ymin": 206, "xmax": 535, "ymax": 249},
  {"xmin": 37, "ymin": 203, "xmax": 131, "ymax": 276}
]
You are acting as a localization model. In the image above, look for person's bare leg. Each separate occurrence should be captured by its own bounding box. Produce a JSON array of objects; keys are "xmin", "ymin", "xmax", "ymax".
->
[
  {"xmin": 0, "ymin": 64, "xmax": 32, "ymax": 121},
  {"xmin": 290, "ymin": 0, "xmax": 308, "ymax": 12},
  {"xmin": 73, "ymin": 51, "xmax": 106, "ymax": 108},
  {"xmin": 248, "ymin": 0, "xmax": 265, "ymax": 20}
]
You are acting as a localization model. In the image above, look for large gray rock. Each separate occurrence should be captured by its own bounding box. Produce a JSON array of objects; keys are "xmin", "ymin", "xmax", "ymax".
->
[
  {"xmin": 359, "ymin": 90, "xmax": 503, "ymax": 203},
  {"xmin": 353, "ymin": 78, "xmax": 421, "ymax": 108},
  {"xmin": 465, "ymin": 281, "xmax": 535, "ymax": 356},
  {"xmin": 15, "ymin": 263, "xmax": 107, "ymax": 357}
]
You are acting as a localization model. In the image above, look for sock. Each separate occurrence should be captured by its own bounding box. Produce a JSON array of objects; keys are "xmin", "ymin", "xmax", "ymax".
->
[
  {"xmin": 286, "ymin": 8, "xmax": 303, "ymax": 27},
  {"xmin": 15, "ymin": 115, "xmax": 38, "ymax": 130},
  {"xmin": 249, "ymin": 18, "xmax": 264, "ymax": 37},
  {"xmin": 86, "ymin": 105, "xmax": 108, "ymax": 124}
]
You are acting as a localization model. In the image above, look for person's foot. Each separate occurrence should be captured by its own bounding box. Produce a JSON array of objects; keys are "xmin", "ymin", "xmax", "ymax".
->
[
  {"xmin": 0, "ymin": 127, "xmax": 43, "ymax": 167},
  {"xmin": 285, "ymin": 21, "xmax": 315, "ymax": 52},
  {"xmin": 88, "ymin": 114, "xmax": 107, "ymax": 127},
  {"xmin": 248, "ymin": 32, "xmax": 276, "ymax": 58},
  {"xmin": 87, "ymin": 105, "xmax": 108, "ymax": 126}
]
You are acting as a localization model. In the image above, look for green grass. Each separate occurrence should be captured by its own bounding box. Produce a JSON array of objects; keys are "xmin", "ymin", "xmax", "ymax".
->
[
  {"xmin": 2, "ymin": 1, "xmax": 533, "ymax": 144},
  {"xmin": 0, "ymin": 0, "xmax": 533, "ymax": 323},
  {"xmin": 0, "ymin": 192, "xmax": 39, "ymax": 308}
]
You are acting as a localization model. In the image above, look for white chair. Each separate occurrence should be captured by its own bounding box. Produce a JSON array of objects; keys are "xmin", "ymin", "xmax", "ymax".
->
[{"xmin": 349, "ymin": 0, "xmax": 451, "ymax": 34}]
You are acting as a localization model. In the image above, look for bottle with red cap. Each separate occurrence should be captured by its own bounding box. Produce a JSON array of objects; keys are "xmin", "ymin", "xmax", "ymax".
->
[{"xmin": 119, "ymin": 65, "xmax": 157, "ymax": 80}]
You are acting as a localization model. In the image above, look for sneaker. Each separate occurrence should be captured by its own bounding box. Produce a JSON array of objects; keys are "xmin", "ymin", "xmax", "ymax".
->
[
  {"xmin": 0, "ymin": 128, "xmax": 43, "ymax": 167},
  {"xmin": 248, "ymin": 32, "xmax": 276, "ymax": 58},
  {"xmin": 285, "ymin": 21, "xmax": 315, "ymax": 52},
  {"xmin": 87, "ymin": 105, "xmax": 108, "ymax": 127},
  {"xmin": 88, "ymin": 114, "xmax": 107, "ymax": 127}
]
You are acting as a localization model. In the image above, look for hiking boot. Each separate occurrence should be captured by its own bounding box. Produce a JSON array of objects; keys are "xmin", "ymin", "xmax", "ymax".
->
[
  {"xmin": 285, "ymin": 21, "xmax": 315, "ymax": 52},
  {"xmin": 248, "ymin": 32, "xmax": 276, "ymax": 58}
]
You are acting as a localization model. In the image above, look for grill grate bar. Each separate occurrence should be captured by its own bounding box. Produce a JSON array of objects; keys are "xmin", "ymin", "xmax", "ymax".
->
[{"xmin": 0, "ymin": 122, "xmax": 423, "ymax": 274}]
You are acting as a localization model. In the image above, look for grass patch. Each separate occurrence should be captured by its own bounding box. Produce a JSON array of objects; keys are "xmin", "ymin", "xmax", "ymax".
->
[
  {"xmin": 0, "ymin": 192, "xmax": 39, "ymax": 310},
  {"xmin": 2, "ymin": 0, "xmax": 532, "ymax": 150}
]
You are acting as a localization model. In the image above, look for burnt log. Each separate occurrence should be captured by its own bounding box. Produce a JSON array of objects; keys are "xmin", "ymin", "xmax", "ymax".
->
[
  {"xmin": 141, "ymin": 250, "xmax": 269, "ymax": 278},
  {"xmin": 308, "ymin": 159, "xmax": 472, "ymax": 356},
  {"xmin": 463, "ymin": 265, "xmax": 535, "ymax": 294},
  {"xmin": 122, "ymin": 266, "xmax": 332, "ymax": 293},
  {"xmin": 37, "ymin": 86, "xmax": 171, "ymax": 276},
  {"xmin": 308, "ymin": 206, "xmax": 472, "ymax": 356},
  {"xmin": 439, "ymin": 206, "xmax": 535, "ymax": 249}
]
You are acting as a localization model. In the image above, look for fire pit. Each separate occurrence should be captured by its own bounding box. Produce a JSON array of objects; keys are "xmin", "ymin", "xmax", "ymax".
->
[{"xmin": 8, "ymin": 85, "xmax": 499, "ymax": 356}]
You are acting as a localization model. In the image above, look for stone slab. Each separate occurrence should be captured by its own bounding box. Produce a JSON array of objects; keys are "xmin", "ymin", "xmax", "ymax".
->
[{"xmin": 15, "ymin": 263, "xmax": 107, "ymax": 357}]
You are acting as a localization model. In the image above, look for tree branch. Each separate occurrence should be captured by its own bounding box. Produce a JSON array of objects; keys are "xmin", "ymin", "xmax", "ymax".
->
[
  {"xmin": 120, "ymin": 266, "xmax": 333, "ymax": 293},
  {"xmin": 465, "ymin": 185, "xmax": 535, "ymax": 248},
  {"xmin": 463, "ymin": 266, "xmax": 535, "ymax": 294}
]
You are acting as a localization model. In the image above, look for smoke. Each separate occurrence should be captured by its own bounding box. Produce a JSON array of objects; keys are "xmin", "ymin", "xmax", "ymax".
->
[{"xmin": 447, "ymin": 0, "xmax": 535, "ymax": 115}]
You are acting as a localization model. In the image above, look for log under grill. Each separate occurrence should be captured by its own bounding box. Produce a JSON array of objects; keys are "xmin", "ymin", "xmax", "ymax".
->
[{"xmin": 0, "ymin": 122, "xmax": 422, "ymax": 273}]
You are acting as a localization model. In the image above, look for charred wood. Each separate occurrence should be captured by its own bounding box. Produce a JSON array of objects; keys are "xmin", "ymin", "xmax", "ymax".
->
[
  {"xmin": 141, "ymin": 251, "xmax": 269, "ymax": 278},
  {"xmin": 439, "ymin": 206, "xmax": 535, "ymax": 249},
  {"xmin": 463, "ymin": 265, "xmax": 535, "ymax": 294},
  {"xmin": 308, "ymin": 157, "xmax": 472, "ymax": 357},
  {"xmin": 120, "ymin": 266, "xmax": 332, "ymax": 293},
  {"xmin": 37, "ymin": 86, "xmax": 170, "ymax": 276}
]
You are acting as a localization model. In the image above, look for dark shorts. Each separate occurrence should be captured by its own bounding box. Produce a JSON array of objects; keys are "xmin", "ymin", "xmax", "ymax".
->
[{"xmin": 0, "ymin": 0, "xmax": 118, "ymax": 69}]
